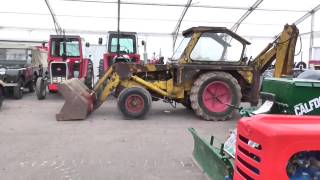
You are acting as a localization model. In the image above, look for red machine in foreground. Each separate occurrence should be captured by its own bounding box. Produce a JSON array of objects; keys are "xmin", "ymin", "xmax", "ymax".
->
[
  {"xmin": 36, "ymin": 35, "xmax": 93, "ymax": 99},
  {"xmin": 234, "ymin": 115, "xmax": 320, "ymax": 179},
  {"xmin": 98, "ymin": 31, "xmax": 141, "ymax": 77},
  {"xmin": 189, "ymin": 115, "xmax": 320, "ymax": 180}
]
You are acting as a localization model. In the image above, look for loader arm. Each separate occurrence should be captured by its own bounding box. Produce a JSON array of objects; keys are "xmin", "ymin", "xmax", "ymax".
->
[{"xmin": 251, "ymin": 24, "xmax": 299, "ymax": 78}]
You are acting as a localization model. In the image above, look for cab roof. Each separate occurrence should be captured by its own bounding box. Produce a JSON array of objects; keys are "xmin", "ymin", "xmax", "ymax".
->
[{"xmin": 182, "ymin": 26, "xmax": 251, "ymax": 45}]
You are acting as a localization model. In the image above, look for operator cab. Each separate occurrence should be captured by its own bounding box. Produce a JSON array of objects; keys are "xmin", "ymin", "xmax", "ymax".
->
[
  {"xmin": 171, "ymin": 26, "xmax": 250, "ymax": 65},
  {"xmin": 107, "ymin": 31, "xmax": 137, "ymax": 55},
  {"xmin": 50, "ymin": 36, "xmax": 81, "ymax": 58}
]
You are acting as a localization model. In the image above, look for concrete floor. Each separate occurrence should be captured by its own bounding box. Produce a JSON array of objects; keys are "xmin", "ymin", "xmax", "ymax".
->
[{"xmin": 0, "ymin": 92, "xmax": 237, "ymax": 180}]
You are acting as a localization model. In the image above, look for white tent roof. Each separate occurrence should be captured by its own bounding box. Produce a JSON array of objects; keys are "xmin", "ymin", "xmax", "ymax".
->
[{"xmin": 0, "ymin": 0, "xmax": 319, "ymax": 60}]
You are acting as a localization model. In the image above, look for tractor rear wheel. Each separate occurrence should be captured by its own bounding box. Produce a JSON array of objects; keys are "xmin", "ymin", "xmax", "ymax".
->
[
  {"xmin": 36, "ymin": 77, "xmax": 46, "ymax": 100},
  {"xmin": 190, "ymin": 72, "xmax": 241, "ymax": 121},
  {"xmin": 13, "ymin": 80, "xmax": 23, "ymax": 99},
  {"xmin": 85, "ymin": 60, "xmax": 94, "ymax": 89},
  {"xmin": 117, "ymin": 87, "xmax": 152, "ymax": 119}
]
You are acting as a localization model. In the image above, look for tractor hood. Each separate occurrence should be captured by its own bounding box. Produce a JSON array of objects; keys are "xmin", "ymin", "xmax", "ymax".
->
[{"xmin": 0, "ymin": 63, "xmax": 25, "ymax": 83}]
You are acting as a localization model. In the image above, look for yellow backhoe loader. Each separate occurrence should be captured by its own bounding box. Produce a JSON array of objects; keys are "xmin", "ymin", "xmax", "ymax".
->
[{"xmin": 56, "ymin": 24, "xmax": 299, "ymax": 121}]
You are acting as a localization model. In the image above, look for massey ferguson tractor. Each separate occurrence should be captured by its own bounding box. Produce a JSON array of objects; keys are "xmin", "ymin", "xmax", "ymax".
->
[
  {"xmin": 35, "ymin": 35, "xmax": 94, "ymax": 99},
  {"xmin": 98, "ymin": 31, "xmax": 141, "ymax": 78}
]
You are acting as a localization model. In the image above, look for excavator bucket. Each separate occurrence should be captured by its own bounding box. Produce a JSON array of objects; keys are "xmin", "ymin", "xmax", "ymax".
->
[{"xmin": 56, "ymin": 79, "xmax": 94, "ymax": 121}]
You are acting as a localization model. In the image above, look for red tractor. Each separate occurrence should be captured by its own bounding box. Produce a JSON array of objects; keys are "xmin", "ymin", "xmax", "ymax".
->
[
  {"xmin": 98, "ymin": 31, "xmax": 141, "ymax": 78},
  {"xmin": 35, "ymin": 35, "xmax": 94, "ymax": 99}
]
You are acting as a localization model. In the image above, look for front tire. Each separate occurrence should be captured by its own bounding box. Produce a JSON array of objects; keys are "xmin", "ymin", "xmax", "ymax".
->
[
  {"xmin": 36, "ymin": 77, "xmax": 46, "ymax": 100},
  {"xmin": 117, "ymin": 87, "xmax": 152, "ymax": 119},
  {"xmin": 190, "ymin": 72, "xmax": 241, "ymax": 121},
  {"xmin": 85, "ymin": 60, "xmax": 94, "ymax": 89},
  {"xmin": 13, "ymin": 80, "xmax": 23, "ymax": 99}
]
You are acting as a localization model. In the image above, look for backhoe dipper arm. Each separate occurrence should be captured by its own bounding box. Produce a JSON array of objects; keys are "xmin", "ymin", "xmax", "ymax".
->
[{"xmin": 251, "ymin": 24, "xmax": 299, "ymax": 78}]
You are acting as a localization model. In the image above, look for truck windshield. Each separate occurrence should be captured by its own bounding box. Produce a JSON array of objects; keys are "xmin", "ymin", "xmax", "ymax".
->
[
  {"xmin": 110, "ymin": 38, "xmax": 135, "ymax": 54},
  {"xmin": 171, "ymin": 37, "xmax": 191, "ymax": 61},
  {"xmin": 0, "ymin": 48, "xmax": 30, "ymax": 61},
  {"xmin": 51, "ymin": 38, "xmax": 80, "ymax": 57}
]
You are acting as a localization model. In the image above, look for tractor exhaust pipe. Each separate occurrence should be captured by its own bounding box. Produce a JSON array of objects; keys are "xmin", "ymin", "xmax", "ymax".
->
[{"xmin": 56, "ymin": 79, "xmax": 95, "ymax": 121}]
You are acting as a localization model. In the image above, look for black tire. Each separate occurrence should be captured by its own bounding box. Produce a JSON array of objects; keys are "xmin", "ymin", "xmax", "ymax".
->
[
  {"xmin": 28, "ymin": 81, "xmax": 35, "ymax": 93},
  {"xmin": 190, "ymin": 72, "xmax": 241, "ymax": 121},
  {"xmin": 36, "ymin": 77, "xmax": 46, "ymax": 100},
  {"xmin": 13, "ymin": 80, "xmax": 23, "ymax": 99},
  {"xmin": 117, "ymin": 87, "xmax": 152, "ymax": 119},
  {"xmin": 98, "ymin": 59, "xmax": 104, "ymax": 78},
  {"xmin": 0, "ymin": 87, "xmax": 4, "ymax": 109},
  {"xmin": 295, "ymin": 61, "xmax": 307, "ymax": 69},
  {"xmin": 85, "ymin": 60, "xmax": 94, "ymax": 89}
]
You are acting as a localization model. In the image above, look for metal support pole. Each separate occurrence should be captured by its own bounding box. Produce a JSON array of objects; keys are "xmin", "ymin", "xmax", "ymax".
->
[
  {"xmin": 230, "ymin": 0, "xmax": 263, "ymax": 32},
  {"xmin": 309, "ymin": 13, "xmax": 315, "ymax": 60},
  {"xmin": 116, "ymin": 0, "xmax": 121, "ymax": 57},
  {"xmin": 172, "ymin": 0, "xmax": 192, "ymax": 52}
]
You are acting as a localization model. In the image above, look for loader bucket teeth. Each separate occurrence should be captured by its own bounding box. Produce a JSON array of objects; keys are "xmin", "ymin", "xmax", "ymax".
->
[{"xmin": 56, "ymin": 79, "xmax": 94, "ymax": 121}]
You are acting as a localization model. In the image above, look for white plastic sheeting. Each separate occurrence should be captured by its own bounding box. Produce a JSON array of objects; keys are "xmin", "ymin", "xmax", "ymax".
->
[{"xmin": 0, "ymin": 0, "xmax": 319, "ymax": 62}]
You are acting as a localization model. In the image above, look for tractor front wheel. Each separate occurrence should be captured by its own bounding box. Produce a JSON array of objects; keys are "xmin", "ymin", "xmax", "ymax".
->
[
  {"xmin": 117, "ymin": 87, "xmax": 152, "ymax": 119},
  {"xmin": 190, "ymin": 72, "xmax": 241, "ymax": 121},
  {"xmin": 36, "ymin": 77, "xmax": 46, "ymax": 100},
  {"xmin": 85, "ymin": 60, "xmax": 94, "ymax": 89}
]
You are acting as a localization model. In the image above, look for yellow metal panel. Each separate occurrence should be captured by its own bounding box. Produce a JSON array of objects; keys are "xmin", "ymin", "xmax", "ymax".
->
[
  {"xmin": 238, "ymin": 71, "xmax": 253, "ymax": 84},
  {"xmin": 180, "ymin": 32, "xmax": 201, "ymax": 64},
  {"xmin": 131, "ymin": 75, "xmax": 169, "ymax": 97},
  {"xmin": 100, "ymin": 73, "xmax": 120, "ymax": 102}
]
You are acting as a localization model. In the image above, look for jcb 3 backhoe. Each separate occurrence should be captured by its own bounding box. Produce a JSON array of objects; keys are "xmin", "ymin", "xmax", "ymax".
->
[{"xmin": 56, "ymin": 24, "xmax": 299, "ymax": 121}]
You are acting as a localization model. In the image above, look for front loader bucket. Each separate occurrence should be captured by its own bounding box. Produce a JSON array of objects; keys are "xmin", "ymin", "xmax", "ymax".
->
[
  {"xmin": 56, "ymin": 79, "xmax": 94, "ymax": 121},
  {"xmin": 188, "ymin": 128, "xmax": 234, "ymax": 180}
]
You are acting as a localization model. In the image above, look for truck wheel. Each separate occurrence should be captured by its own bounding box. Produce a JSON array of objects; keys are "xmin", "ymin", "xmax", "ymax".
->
[
  {"xmin": 13, "ymin": 81, "xmax": 23, "ymax": 99},
  {"xmin": 98, "ymin": 59, "xmax": 104, "ymax": 78},
  {"xmin": 190, "ymin": 72, "xmax": 241, "ymax": 121},
  {"xmin": 85, "ymin": 60, "xmax": 94, "ymax": 89},
  {"xmin": 117, "ymin": 87, "xmax": 152, "ymax": 119},
  {"xmin": 0, "ymin": 87, "xmax": 3, "ymax": 109},
  {"xmin": 36, "ymin": 77, "xmax": 46, "ymax": 100}
]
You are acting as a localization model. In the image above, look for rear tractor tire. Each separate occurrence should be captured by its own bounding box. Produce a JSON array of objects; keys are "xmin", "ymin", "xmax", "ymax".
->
[
  {"xmin": 190, "ymin": 72, "xmax": 241, "ymax": 121},
  {"xmin": 36, "ymin": 77, "xmax": 47, "ymax": 100},
  {"xmin": 117, "ymin": 87, "xmax": 152, "ymax": 119}
]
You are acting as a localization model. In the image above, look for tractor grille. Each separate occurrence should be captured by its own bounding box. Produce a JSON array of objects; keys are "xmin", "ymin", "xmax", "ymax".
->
[
  {"xmin": 51, "ymin": 62, "xmax": 67, "ymax": 83},
  {"xmin": 235, "ymin": 134, "xmax": 262, "ymax": 179}
]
